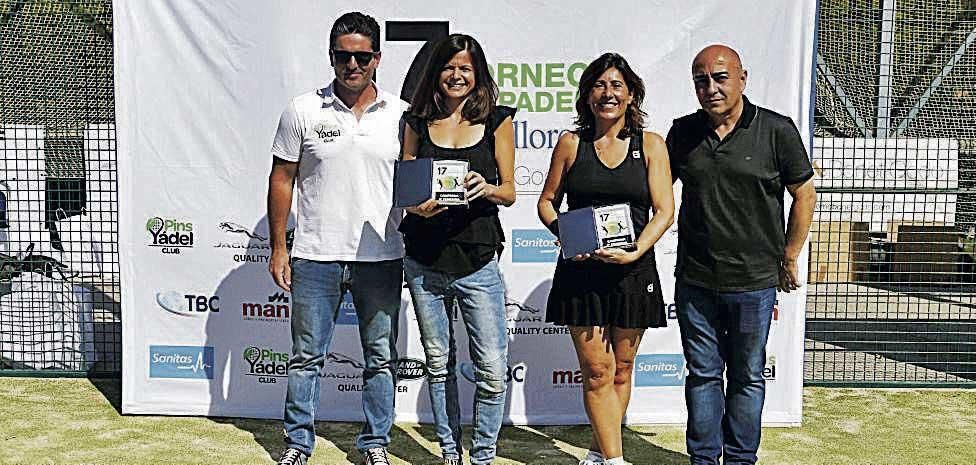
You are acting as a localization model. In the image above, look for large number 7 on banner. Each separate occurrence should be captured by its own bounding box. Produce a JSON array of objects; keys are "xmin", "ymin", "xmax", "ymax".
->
[{"xmin": 385, "ymin": 21, "xmax": 450, "ymax": 102}]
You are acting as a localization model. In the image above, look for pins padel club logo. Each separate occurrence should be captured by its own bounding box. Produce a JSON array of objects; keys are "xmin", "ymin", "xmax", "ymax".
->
[
  {"xmin": 146, "ymin": 216, "xmax": 194, "ymax": 254},
  {"xmin": 243, "ymin": 346, "xmax": 288, "ymax": 384}
]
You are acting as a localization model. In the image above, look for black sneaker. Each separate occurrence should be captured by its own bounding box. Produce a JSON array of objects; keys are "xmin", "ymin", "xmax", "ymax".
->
[
  {"xmin": 362, "ymin": 447, "xmax": 391, "ymax": 465},
  {"xmin": 277, "ymin": 448, "xmax": 307, "ymax": 465}
]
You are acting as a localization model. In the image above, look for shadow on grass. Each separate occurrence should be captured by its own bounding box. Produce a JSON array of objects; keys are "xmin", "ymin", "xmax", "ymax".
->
[
  {"xmin": 85, "ymin": 377, "xmax": 283, "ymax": 461},
  {"xmin": 201, "ymin": 417, "xmax": 440, "ymax": 464},
  {"xmin": 394, "ymin": 422, "xmax": 584, "ymax": 464},
  {"xmin": 540, "ymin": 424, "xmax": 688, "ymax": 465},
  {"xmin": 313, "ymin": 421, "xmax": 441, "ymax": 464},
  {"xmin": 81, "ymin": 378, "xmax": 686, "ymax": 464},
  {"xmin": 496, "ymin": 424, "xmax": 583, "ymax": 464},
  {"xmin": 210, "ymin": 416, "xmax": 283, "ymax": 461},
  {"xmin": 88, "ymin": 376, "xmax": 122, "ymax": 414}
]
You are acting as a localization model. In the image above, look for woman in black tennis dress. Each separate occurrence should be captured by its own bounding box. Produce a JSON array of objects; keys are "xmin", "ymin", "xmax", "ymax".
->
[{"xmin": 536, "ymin": 53, "xmax": 674, "ymax": 465}]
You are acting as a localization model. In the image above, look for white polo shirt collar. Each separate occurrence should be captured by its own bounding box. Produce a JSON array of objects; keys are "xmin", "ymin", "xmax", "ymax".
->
[{"xmin": 317, "ymin": 81, "xmax": 390, "ymax": 113}]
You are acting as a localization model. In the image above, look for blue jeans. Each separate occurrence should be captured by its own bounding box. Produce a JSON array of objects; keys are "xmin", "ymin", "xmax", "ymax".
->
[
  {"xmin": 283, "ymin": 258, "xmax": 402, "ymax": 456},
  {"xmin": 675, "ymin": 281, "xmax": 776, "ymax": 465},
  {"xmin": 403, "ymin": 257, "xmax": 508, "ymax": 465}
]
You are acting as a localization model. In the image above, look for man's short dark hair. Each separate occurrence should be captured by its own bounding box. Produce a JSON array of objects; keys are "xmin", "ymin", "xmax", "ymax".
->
[{"xmin": 330, "ymin": 12, "xmax": 380, "ymax": 52}]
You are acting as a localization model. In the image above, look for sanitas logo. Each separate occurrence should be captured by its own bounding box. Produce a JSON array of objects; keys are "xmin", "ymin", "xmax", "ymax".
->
[
  {"xmin": 149, "ymin": 345, "xmax": 213, "ymax": 379},
  {"xmin": 511, "ymin": 229, "xmax": 559, "ymax": 263},
  {"xmin": 634, "ymin": 354, "xmax": 686, "ymax": 387},
  {"xmin": 214, "ymin": 221, "xmax": 271, "ymax": 264},
  {"xmin": 243, "ymin": 346, "xmax": 287, "ymax": 384},
  {"xmin": 242, "ymin": 292, "xmax": 290, "ymax": 323},
  {"xmin": 156, "ymin": 291, "xmax": 219, "ymax": 317},
  {"xmin": 336, "ymin": 292, "xmax": 359, "ymax": 325},
  {"xmin": 146, "ymin": 216, "xmax": 194, "ymax": 254}
]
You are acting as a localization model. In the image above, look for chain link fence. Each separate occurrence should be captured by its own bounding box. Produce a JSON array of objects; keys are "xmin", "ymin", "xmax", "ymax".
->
[
  {"xmin": 808, "ymin": 0, "xmax": 976, "ymax": 386},
  {"xmin": 0, "ymin": 0, "xmax": 118, "ymax": 376}
]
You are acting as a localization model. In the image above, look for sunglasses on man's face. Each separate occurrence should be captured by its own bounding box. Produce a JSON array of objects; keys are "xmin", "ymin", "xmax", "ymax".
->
[{"xmin": 332, "ymin": 50, "xmax": 378, "ymax": 67}]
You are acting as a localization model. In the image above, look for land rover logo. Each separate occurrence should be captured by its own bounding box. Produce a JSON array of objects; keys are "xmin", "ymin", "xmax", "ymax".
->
[{"xmin": 396, "ymin": 357, "xmax": 427, "ymax": 381}]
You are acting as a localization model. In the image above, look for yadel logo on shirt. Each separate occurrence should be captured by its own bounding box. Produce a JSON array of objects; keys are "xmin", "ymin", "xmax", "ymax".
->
[{"xmin": 313, "ymin": 122, "xmax": 342, "ymax": 143}]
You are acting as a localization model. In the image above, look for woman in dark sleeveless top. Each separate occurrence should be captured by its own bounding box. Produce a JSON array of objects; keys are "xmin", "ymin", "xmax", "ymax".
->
[
  {"xmin": 399, "ymin": 34, "xmax": 515, "ymax": 465},
  {"xmin": 536, "ymin": 53, "xmax": 674, "ymax": 465}
]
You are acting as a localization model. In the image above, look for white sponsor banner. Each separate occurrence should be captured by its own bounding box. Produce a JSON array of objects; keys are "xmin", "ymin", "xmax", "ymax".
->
[
  {"xmin": 813, "ymin": 138, "xmax": 958, "ymax": 231},
  {"xmin": 117, "ymin": 0, "xmax": 815, "ymax": 425}
]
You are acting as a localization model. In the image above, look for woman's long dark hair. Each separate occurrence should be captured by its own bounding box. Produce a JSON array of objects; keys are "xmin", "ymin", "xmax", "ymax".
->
[
  {"xmin": 573, "ymin": 52, "xmax": 647, "ymax": 137},
  {"xmin": 409, "ymin": 34, "xmax": 498, "ymax": 124}
]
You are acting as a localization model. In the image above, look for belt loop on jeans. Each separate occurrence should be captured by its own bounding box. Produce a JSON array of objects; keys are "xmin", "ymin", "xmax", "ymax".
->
[{"xmin": 340, "ymin": 263, "xmax": 352, "ymax": 292}]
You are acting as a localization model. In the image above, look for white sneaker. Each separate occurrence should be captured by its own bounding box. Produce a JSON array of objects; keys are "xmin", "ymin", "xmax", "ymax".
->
[{"xmin": 579, "ymin": 449, "xmax": 605, "ymax": 464}]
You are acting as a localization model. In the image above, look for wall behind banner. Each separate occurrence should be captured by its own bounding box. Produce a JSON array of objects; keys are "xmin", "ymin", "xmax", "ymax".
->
[{"xmin": 116, "ymin": 0, "xmax": 816, "ymax": 425}]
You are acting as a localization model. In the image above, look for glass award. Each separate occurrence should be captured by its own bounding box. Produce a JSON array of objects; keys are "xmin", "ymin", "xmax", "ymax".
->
[
  {"xmin": 558, "ymin": 203, "xmax": 637, "ymax": 258},
  {"xmin": 432, "ymin": 160, "xmax": 469, "ymax": 206},
  {"xmin": 594, "ymin": 204, "xmax": 636, "ymax": 249}
]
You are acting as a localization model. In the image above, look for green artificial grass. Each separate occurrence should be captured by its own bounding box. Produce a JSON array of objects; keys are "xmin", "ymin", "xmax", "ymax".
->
[{"xmin": 2, "ymin": 378, "xmax": 974, "ymax": 464}]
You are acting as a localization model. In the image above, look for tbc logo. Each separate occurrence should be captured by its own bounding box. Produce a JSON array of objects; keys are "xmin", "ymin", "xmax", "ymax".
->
[
  {"xmin": 156, "ymin": 291, "xmax": 219, "ymax": 317},
  {"xmin": 146, "ymin": 216, "xmax": 194, "ymax": 254},
  {"xmin": 460, "ymin": 361, "xmax": 526, "ymax": 384},
  {"xmin": 243, "ymin": 346, "xmax": 288, "ymax": 383},
  {"xmin": 634, "ymin": 354, "xmax": 686, "ymax": 387},
  {"xmin": 149, "ymin": 345, "xmax": 214, "ymax": 379},
  {"xmin": 511, "ymin": 229, "xmax": 559, "ymax": 263}
]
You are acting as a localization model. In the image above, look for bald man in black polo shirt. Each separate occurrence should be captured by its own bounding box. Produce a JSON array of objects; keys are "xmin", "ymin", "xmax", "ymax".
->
[{"xmin": 666, "ymin": 45, "xmax": 816, "ymax": 465}]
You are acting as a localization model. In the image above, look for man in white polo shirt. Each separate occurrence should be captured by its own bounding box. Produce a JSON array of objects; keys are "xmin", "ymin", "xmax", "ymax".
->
[{"xmin": 267, "ymin": 12, "xmax": 406, "ymax": 465}]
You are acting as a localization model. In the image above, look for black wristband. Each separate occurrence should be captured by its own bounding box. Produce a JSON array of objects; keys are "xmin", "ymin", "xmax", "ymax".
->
[{"xmin": 546, "ymin": 219, "xmax": 559, "ymax": 236}]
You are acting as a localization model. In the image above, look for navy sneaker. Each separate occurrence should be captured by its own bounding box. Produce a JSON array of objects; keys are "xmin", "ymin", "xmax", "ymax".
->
[
  {"xmin": 362, "ymin": 447, "xmax": 392, "ymax": 465},
  {"xmin": 276, "ymin": 447, "xmax": 307, "ymax": 465}
]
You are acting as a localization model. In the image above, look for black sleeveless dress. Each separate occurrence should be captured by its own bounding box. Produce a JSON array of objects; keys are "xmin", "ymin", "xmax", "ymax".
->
[
  {"xmin": 545, "ymin": 131, "xmax": 666, "ymax": 329},
  {"xmin": 399, "ymin": 106, "xmax": 516, "ymax": 275}
]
